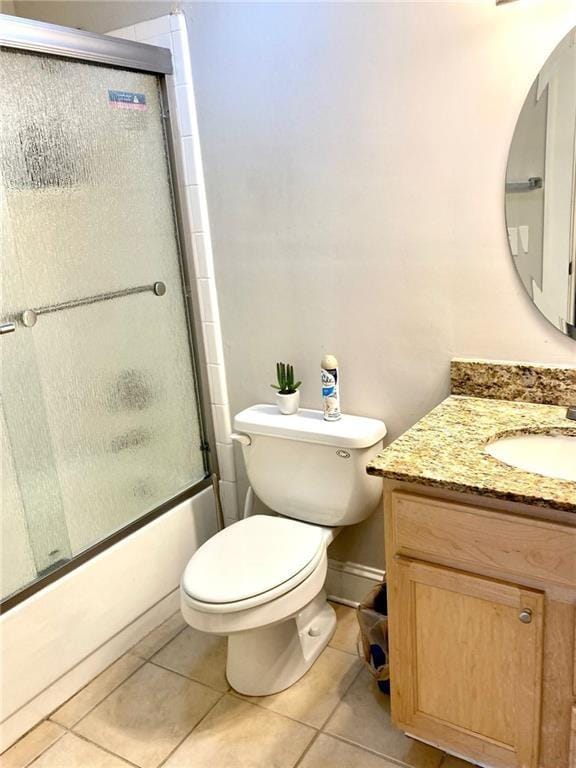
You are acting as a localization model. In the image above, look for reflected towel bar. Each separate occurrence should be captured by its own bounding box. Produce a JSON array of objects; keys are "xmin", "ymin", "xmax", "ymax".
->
[
  {"xmin": 505, "ymin": 177, "xmax": 543, "ymax": 193},
  {"xmin": 18, "ymin": 281, "xmax": 166, "ymax": 327}
]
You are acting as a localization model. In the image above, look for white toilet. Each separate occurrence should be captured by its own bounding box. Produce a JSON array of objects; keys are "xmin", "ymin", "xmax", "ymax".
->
[{"xmin": 180, "ymin": 404, "xmax": 386, "ymax": 696}]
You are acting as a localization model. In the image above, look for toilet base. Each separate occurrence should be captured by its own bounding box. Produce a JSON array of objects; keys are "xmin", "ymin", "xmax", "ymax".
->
[{"xmin": 226, "ymin": 591, "xmax": 337, "ymax": 696}]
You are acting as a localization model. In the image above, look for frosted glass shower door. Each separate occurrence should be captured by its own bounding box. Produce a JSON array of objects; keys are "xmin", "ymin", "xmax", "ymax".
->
[{"xmin": 1, "ymin": 49, "xmax": 207, "ymax": 602}]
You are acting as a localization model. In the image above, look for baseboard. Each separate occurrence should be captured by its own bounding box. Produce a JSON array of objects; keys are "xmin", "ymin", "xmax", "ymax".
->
[
  {"xmin": 325, "ymin": 558, "xmax": 385, "ymax": 607},
  {"xmin": 0, "ymin": 589, "xmax": 179, "ymax": 752}
]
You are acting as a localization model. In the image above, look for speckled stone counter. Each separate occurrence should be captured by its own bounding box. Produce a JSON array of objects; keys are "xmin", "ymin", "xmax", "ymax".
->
[
  {"xmin": 367, "ymin": 396, "xmax": 576, "ymax": 512},
  {"xmin": 451, "ymin": 359, "xmax": 576, "ymax": 406}
]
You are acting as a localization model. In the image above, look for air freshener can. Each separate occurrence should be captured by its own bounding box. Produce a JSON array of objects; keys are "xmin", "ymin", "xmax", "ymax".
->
[{"xmin": 321, "ymin": 354, "xmax": 341, "ymax": 421}]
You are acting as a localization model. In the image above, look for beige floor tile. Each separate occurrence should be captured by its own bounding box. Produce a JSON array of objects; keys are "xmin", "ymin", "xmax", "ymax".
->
[
  {"xmin": 152, "ymin": 627, "xmax": 228, "ymax": 692},
  {"xmin": 131, "ymin": 612, "xmax": 187, "ymax": 659},
  {"xmin": 328, "ymin": 603, "xmax": 359, "ymax": 656},
  {"xmin": 74, "ymin": 663, "xmax": 221, "ymax": 768},
  {"xmin": 440, "ymin": 756, "xmax": 478, "ymax": 767},
  {"xmin": 325, "ymin": 669, "xmax": 444, "ymax": 768},
  {"xmin": 51, "ymin": 654, "xmax": 144, "ymax": 728},
  {"xmin": 299, "ymin": 733, "xmax": 402, "ymax": 768},
  {"xmin": 0, "ymin": 721, "xmax": 64, "ymax": 768},
  {"xmin": 25, "ymin": 733, "xmax": 132, "ymax": 768},
  {"xmin": 240, "ymin": 646, "xmax": 362, "ymax": 728},
  {"xmin": 163, "ymin": 694, "xmax": 314, "ymax": 768}
]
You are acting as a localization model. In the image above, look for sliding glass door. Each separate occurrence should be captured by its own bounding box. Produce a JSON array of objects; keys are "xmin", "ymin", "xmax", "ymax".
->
[{"xmin": 0, "ymin": 46, "xmax": 208, "ymax": 604}]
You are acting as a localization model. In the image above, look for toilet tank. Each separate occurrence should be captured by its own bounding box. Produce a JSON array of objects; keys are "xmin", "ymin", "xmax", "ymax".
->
[{"xmin": 233, "ymin": 405, "xmax": 387, "ymax": 526}]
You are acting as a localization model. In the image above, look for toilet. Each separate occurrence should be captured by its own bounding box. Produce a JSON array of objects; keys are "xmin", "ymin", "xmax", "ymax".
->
[{"xmin": 180, "ymin": 404, "xmax": 386, "ymax": 696}]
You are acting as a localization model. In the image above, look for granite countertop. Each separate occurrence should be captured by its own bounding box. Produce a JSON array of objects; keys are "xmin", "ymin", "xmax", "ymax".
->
[{"xmin": 367, "ymin": 395, "xmax": 576, "ymax": 512}]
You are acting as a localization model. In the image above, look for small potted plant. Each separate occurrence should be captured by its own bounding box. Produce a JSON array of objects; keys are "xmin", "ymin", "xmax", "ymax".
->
[{"xmin": 271, "ymin": 362, "xmax": 302, "ymax": 415}]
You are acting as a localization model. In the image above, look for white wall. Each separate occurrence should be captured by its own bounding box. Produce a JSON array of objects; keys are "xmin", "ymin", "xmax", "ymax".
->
[{"xmin": 185, "ymin": 1, "xmax": 576, "ymax": 568}]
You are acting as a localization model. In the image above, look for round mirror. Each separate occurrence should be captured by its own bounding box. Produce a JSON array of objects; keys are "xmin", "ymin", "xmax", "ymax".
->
[{"xmin": 505, "ymin": 28, "xmax": 576, "ymax": 340}]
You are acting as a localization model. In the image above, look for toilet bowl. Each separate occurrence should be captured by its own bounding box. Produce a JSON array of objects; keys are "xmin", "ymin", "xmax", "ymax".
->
[
  {"xmin": 181, "ymin": 405, "xmax": 386, "ymax": 696},
  {"xmin": 181, "ymin": 514, "xmax": 339, "ymax": 695}
]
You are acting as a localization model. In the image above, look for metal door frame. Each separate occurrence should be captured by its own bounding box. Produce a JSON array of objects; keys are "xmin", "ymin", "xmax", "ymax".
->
[
  {"xmin": 0, "ymin": 13, "xmax": 220, "ymax": 611},
  {"xmin": 0, "ymin": 13, "xmax": 173, "ymax": 72}
]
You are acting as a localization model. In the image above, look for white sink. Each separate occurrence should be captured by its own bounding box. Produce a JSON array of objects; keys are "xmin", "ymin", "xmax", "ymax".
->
[{"xmin": 485, "ymin": 433, "xmax": 576, "ymax": 482}]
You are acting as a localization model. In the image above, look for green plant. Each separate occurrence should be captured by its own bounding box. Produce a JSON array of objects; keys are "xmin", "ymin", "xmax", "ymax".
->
[{"xmin": 271, "ymin": 362, "xmax": 302, "ymax": 395}]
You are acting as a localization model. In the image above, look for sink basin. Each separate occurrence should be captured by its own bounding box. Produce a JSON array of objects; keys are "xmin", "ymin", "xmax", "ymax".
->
[{"xmin": 485, "ymin": 433, "xmax": 576, "ymax": 482}]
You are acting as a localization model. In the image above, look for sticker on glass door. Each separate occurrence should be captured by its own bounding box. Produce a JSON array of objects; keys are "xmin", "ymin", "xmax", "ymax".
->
[{"xmin": 108, "ymin": 90, "xmax": 147, "ymax": 110}]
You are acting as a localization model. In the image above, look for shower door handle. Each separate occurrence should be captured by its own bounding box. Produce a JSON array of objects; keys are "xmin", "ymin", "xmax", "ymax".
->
[
  {"xmin": 0, "ymin": 322, "xmax": 16, "ymax": 335},
  {"xmin": 19, "ymin": 281, "xmax": 167, "ymax": 327}
]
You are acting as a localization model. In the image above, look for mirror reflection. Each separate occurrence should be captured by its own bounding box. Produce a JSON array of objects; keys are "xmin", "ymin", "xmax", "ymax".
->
[{"xmin": 505, "ymin": 27, "xmax": 576, "ymax": 340}]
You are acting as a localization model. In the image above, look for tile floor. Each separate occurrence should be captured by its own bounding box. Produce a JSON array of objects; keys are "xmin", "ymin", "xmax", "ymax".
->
[{"xmin": 1, "ymin": 604, "xmax": 477, "ymax": 768}]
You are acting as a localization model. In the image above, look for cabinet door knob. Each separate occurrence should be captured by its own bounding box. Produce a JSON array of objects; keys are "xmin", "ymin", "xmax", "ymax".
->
[{"xmin": 519, "ymin": 608, "xmax": 533, "ymax": 624}]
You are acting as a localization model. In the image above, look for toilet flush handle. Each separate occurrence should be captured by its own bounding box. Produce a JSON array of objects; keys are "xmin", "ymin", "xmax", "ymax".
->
[{"xmin": 231, "ymin": 432, "xmax": 251, "ymax": 446}]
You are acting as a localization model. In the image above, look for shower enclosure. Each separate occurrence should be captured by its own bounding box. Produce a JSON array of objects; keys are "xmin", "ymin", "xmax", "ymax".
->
[{"xmin": 0, "ymin": 17, "xmax": 213, "ymax": 609}]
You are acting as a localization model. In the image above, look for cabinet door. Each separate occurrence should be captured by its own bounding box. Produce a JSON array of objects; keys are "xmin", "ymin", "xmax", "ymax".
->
[{"xmin": 391, "ymin": 558, "xmax": 544, "ymax": 768}]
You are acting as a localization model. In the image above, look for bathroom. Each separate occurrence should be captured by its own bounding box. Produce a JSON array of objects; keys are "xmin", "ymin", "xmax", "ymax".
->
[{"xmin": 0, "ymin": 0, "xmax": 575, "ymax": 766}]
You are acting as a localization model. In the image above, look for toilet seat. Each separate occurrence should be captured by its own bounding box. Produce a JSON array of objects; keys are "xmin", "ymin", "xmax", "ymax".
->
[{"xmin": 181, "ymin": 515, "xmax": 326, "ymax": 613}]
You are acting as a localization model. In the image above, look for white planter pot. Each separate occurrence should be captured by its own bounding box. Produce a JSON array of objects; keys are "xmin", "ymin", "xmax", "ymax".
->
[{"xmin": 276, "ymin": 390, "xmax": 300, "ymax": 415}]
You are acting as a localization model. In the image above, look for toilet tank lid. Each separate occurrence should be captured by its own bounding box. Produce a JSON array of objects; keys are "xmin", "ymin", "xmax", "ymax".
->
[{"xmin": 234, "ymin": 405, "xmax": 387, "ymax": 449}]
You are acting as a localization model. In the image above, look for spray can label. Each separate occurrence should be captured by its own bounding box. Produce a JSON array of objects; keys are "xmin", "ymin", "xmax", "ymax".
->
[{"xmin": 321, "ymin": 367, "xmax": 341, "ymax": 420}]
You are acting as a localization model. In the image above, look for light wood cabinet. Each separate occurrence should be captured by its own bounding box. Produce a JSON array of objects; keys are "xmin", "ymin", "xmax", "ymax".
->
[
  {"xmin": 393, "ymin": 558, "xmax": 543, "ymax": 767},
  {"xmin": 384, "ymin": 485, "xmax": 576, "ymax": 768}
]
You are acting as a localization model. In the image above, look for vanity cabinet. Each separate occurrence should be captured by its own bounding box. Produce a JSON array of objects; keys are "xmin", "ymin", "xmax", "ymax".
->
[
  {"xmin": 393, "ymin": 558, "xmax": 543, "ymax": 768},
  {"xmin": 384, "ymin": 486, "xmax": 576, "ymax": 768}
]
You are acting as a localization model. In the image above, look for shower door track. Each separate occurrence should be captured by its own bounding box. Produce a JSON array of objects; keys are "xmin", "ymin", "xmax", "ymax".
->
[
  {"xmin": 1, "ymin": 480, "xmax": 212, "ymax": 613},
  {"xmin": 0, "ymin": 14, "xmax": 173, "ymax": 72},
  {"xmin": 0, "ymin": 14, "xmax": 219, "ymax": 613}
]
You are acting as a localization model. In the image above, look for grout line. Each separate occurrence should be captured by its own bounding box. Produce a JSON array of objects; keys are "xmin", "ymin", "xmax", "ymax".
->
[
  {"xmin": 227, "ymin": 689, "xmax": 322, "ymax": 731},
  {"xmin": 50, "ymin": 664, "xmax": 224, "ymax": 768},
  {"xmin": 327, "ymin": 636, "xmax": 359, "ymax": 657},
  {"xmin": 55, "ymin": 658, "xmax": 147, "ymax": 731},
  {"xmin": 291, "ymin": 629, "xmax": 382, "ymax": 767},
  {"xmin": 5, "ymin": 726, "xmax": 68, "ymax": 768},
  {"xmin": 34, "ymin": 620, "xmax": 212, "ymax": 765},
  {"xmin": 293, "ymin": 730, "xmax": 433, "ymax": 768},
  {"xmin": 314, "ymin": 656, "xmax": 448, "ymax": 768},
  {"xmin": 154, "ymin": 691, "xmax": 226, "ymax": 768},
  {"xmin": 147, "ymin": 657, "xmax": 230, "ymax": 695},
  {"xmin": 24, "ymin": 727, "xmax": 141, "ymax": 768},
  {"xmin": 4, "ymin": 646, "xmax": 156, "ymax": 765},
  {"xmin": 66, "ymin": 730, "xmax": 142, "ymax": 768},
  {"xmin": 316, "ymin": 657, "xmax": 364, "ymax": 731},
  {"xmin": 319, "ymin": 731, "xmax": 435, "ymax": 768},
  {"xmin": 228, "ymin": 649, "xmax": 364, "ymax": 732},
  {"xmin": 292, "ymin": 728, "xmax": 322, "ymax": 768},
  {"xmin": 48, "ymin": 614, "xmax": 188, "ymax": 730},
  {"xmin": 132, "ymin": 618, "xmax": 189, "ymax": 661}
]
